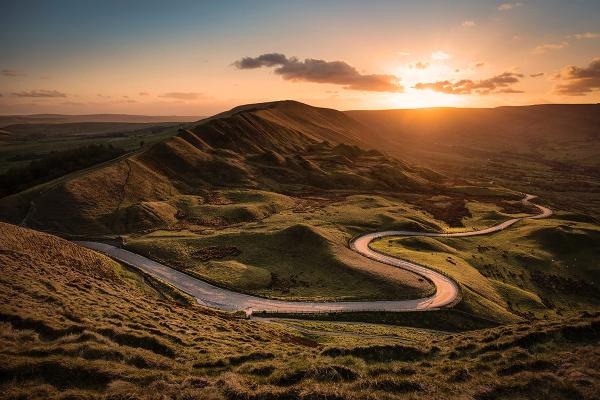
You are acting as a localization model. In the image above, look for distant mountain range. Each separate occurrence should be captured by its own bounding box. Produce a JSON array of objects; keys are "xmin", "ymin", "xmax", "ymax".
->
[{"xmin": 0, "ymin": 114, "xmax": 204, "ymax": 128}]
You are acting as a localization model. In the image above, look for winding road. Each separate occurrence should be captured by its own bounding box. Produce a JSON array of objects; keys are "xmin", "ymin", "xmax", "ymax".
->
[{"xmin": 77, "ymin": 194, "xmax": 552, "ymax": 314}]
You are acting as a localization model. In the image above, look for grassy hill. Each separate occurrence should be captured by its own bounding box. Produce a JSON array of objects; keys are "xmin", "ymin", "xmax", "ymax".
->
[
  {"xmin": 0, "ymin": 101, "xmax": 450, "ymax": 301},
  {"xmin": 347, "ymin": 104, "xmax": 600, "ymax": 219},
  {"xmin": 0, "ymin": 101, "xmax": 440, "ymax": 235},
  {"xmin": 1, "ymin": 223, "xmax": 599, "ymax": 399}
]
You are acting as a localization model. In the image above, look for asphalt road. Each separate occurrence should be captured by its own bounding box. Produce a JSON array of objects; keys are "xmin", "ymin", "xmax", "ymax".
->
[{"xmin": 77, "ymin": 194, "xmax": 551, "ymax": 314}]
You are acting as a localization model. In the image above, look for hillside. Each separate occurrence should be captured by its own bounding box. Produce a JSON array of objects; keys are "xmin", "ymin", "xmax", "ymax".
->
[
  {"xmin": 347, "ymin": 104, "xmax": 600, "ymax": 219},
  {"xmin": 0, "ymin": 101, "xmax": 449, "ymax": 302},
  {"xmin": 1, "ymin": 222, "xmax": 599, "ymax": 399},
  {"xmin": 346, "ymin": 104, "xmax": 600, "ymax": 155},
  {"xmin": 0, "ymin": 101, "xmax": 440, "ymax": 235}
]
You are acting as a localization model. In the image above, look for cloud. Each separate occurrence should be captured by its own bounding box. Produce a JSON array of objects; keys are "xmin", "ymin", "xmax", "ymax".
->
[
  {"xmin": 139, "ymin": 91, "xmax": 150, "ymax": 96},
  {"xmin": 498, "ymin": 2, "xmax": 522, "ymax": 11},
  {"xmin": 474, "ymin": 62, "xmax": 486, "ymax": 68},
  {"xmin": 159, "ymin": 92, "xmax": 203, "ymax": 100},
  {"xmin": 571, "ymin": 32, "xmax": 600, "ymax": 40},
  {"xmin": 495, "ymin": 88, "xmax": 524, "ymax": 93},
  {"xmin": 530, "ymin": 72, "xmax": 544, "ymax": 78},
  {"xmin": 414, "ymin": 72, "xmax": 524, "ymax": 95},
  {"xmin": 533, "ymin": 41, "xmax": 568, "ymax": 54},
  {"xmin": 2, "ymin": 69, "xmax": 26, "ymax": 77},
  {"xmin": 397, "ymin": 51, "xmax": 411, "ymax": 56},
  {"xmin": 233, "ymin": 53, "xmax": 403, "ymax": 92},
  {"xmin": 61, "ymin": 101, "xmax": 85, "ymax": 106},
  {"xmin": 12, "ymin": 89, "xmax": 67, "ymax": 98},
  {"xmin": 462, "ymin": 20, "xmax": 476, "ymax": 28},
  {"xmin": 431, "ymin": 51, "xmax": 450, "ymax": 60},
  {"xmin": 413, "ymin": 62, "xmax": 430, "ymax": 70},
  {"xmin": 554, "ymin": 58, "xmax": 600, "ymax": 95}
]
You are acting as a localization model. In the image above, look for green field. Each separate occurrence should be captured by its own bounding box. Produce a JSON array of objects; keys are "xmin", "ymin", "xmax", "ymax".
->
[
  {"xmin": 125, "ymin": 191, "xmax": 447, "ymax": 301},
  {"xmin": 371, "ymin": 212, "xmax": 600, "ymax": 321},
  {"xmin": 0, "ymin": 122, "xmax": 182, "ymax": 173}
]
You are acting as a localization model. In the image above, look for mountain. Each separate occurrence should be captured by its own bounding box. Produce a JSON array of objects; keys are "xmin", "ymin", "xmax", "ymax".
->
[{"xmin": 0, "ymin": 101, "xmax": 441, "ymax": 235}]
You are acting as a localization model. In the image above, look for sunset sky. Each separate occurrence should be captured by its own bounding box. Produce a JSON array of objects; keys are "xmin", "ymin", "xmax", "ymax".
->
[{"xmin": 1, "ymin": 0, "xmax": 599, "ymax": 115}]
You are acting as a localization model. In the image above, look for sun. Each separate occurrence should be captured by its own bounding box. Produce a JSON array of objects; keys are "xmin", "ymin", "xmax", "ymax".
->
[
  {"xmin": 388, "ymin": 89, "xmax": 464, "ymax": 109},
  {"xmin": 380, "ymin": 63, "xmax": 466, "ymax": 108}
]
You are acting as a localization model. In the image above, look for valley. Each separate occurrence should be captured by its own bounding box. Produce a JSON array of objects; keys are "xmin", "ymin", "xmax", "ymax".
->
[{"xmin": 1, "ymin": 101, "xmax": 599, "ymax": 399}]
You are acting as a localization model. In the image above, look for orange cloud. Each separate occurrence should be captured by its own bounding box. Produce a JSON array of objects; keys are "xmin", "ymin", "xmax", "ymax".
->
[
  {"xmin": 12, "ymin": 89, "xmax": 66, "ymax": 98},
  {"xmin": 233, "ymin": 53, "xmax": 404, "ymax": 92},
  {"xmin": 533, "ymin": 42, "xmax": 568, "ymax": 54},
  {"xmin": 159, "ymin": 92, "xmax": 204, "ymax": 100},
  {"xmin": 571, "ymin": 32, "xmax": 599, "ymax": 40},
  {"xmin": 554, "ymin": 58, "xmax": 600, "ymax": 95},
  {"xmin": 413, "ymin": 62, "xmax": 430, "ymax": 70},
  {"xmin": 498, "ymin": 2, "xmax": 522, "ymax": 11},
  {"xmin": 414, "ymin": 72, "xmax": 524, "ymax": 95},
  {"xmin": 2, "ymin": 69, "xmax": 26, "ymax": 77}
]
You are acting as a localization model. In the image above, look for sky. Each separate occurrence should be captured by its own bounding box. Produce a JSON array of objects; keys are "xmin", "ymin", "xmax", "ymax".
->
[{"xmin": 1, "ymin": 0, "xmax": 599, "ymax": 115}]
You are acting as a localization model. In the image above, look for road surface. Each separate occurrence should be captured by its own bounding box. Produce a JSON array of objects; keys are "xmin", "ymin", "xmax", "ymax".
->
[{"xmin": 77, "ymin": 194, "xmax": 551, "ymax": 314}]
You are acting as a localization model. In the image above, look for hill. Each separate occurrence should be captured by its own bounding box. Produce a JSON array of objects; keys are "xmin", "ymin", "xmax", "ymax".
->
[
  {"xmin": 347, "ymin": 104, "xmax": 600, "ymax": 219},
  {"xmin": 346, "ymin": 104, "xmax": 600, "ymax": 155},
  {"xmin": 0, "ymin": 101, "xmax": 446, "ymax": 302},
  {"xmin": 0, "ymin": 100, "xmax": 440, "ymax": 235},
  {"xmin": 1, "ymin": 222, "xmax": 599, "ymax": 399}
]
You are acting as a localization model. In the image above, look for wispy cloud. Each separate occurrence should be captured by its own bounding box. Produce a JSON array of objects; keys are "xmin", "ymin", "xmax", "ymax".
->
[
  {"xmin": 414, "ymin": 72, "xmax": 524, "ymax": 95},
  {"xmin": 412, "ymin": 62, "xmax": 430, "ymax": 70},
  {"xmin": 431, "ymin": 51, "xmax": 450, "ymax": 60},
  {"xmin": 554, "ymin": 58, "xmax": 600, "ymax": 95},
  {"xmin": 139, "ymin": 91, "xmax": 150, "ymax": 96},
  {"xmin": 12, "ymin": 89, "xmax": 67, "ymax": 98},
  {"xmin": 233, "ymin": 53, "xmax": 404, "ymax": 92},
  {"xmin": 61, "ymin": 101, "xmax": 85, "ymax": 106},
  {"xmin": 2, "ymin": 69, "xmax": 26, "ymax": 77},
  {"xmin": 159, "ymin": 92, "xmax": 203, "ymax": 100},
  {"xmin": 530, "ymin": 72, "xmax": 544, "ymax": 78},
  {"xmin": 474, "ymin": 62, "xmax": 486, "ymax": 68},
  {"xmin": 397, "ymin": 51, "xmax": 411, "ymax": 56},
  {"xmin": 533, "ymin": 41, "xmax": 568, "ymax": 54},
  {"xmin": 498, "ymin": 2, "xmax": 522, "ymax": 11},
  {"xmin": 570, "ymin": 32, "xmax": 600, "ymax": 40},
  {"xmin": 462, "ymin": 20, "xmax": 476, "ymax": 28}
]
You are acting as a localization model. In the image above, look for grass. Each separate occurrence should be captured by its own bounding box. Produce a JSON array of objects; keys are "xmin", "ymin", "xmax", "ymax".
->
[
  {"xmin": 370, "ymin": 212, "xmax": 600, "ymax": 321},
  {"xmin": 124, "ymin": 190, "xmax": 528, "ymax": 301},
  {"xmin": 2, "ymin": 222, "xmax": 600, "ymax": 399},
  {"xmin": 0, "ymin": 122, "xmax": 182, "ymax": 173},
  {"xmin": 127, "ymin": 220, "xmax": 433, "ymax": 301}
]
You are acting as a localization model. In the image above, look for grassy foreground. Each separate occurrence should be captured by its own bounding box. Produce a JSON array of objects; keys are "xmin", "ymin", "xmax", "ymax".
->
[{"xmin": 1, "ymin": 222, "xmax": 600, "ymax": 399}]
